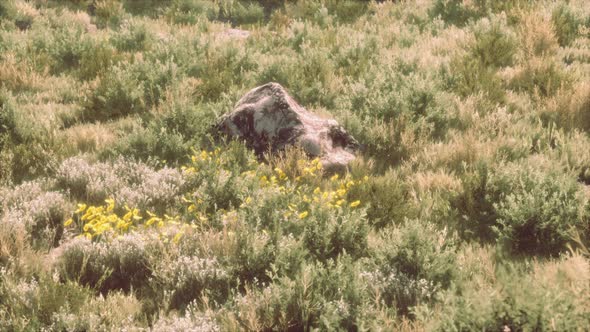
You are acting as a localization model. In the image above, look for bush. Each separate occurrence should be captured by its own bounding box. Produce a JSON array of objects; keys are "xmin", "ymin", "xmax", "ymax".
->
[
  {"xmin": 225, "ymin": 256, "xmax": 369, "ymax": 331},
  {"xmin": 155, "ymin": 256, "xmax": 231, "ymax": 310},
  {"xmin": 166, "ymin": 0, "xmax": 218, "ymax": 24},
  {"xmin": 56, "ymin": 233, "xmax": 162, "ymax": 293},
  {"xmin": 55, "ymin": 156, "xmax": 184, "ymax": 211},
  {"xmin": 93, "ymin": 0, "xmax": 127, "ymax": 29},
  {"xmin": 489, "ymin": 162, "xmax": 586, "ymax": 256},
  {"xmin": 77, "ymin": 36, "xmax": 121, "ymax": 80},
  {"xmin": 1, "ymin": 182, "xmax": 70, "ymax": 249},
  {"xmin": 347, "ymin": 170, "xmax": 415, "ymax": 228},
  {"xmin": 422, "ymin": 253, "xmax": 590, "ymax": 331},
  {"xmin": 471, "ymin": 15, "xmax": 517, "ymax": 68},
  {"xmin": 455, "ymin": 159, "xmax": 587, "ymax": 255},
  {"xmin": 51, "ymin": 292, "xmax": 145, "ymax": 331},
  {"xmin": 552, "ymin": 4, "xmax": 582, "ymax": 47},
  {"xmin": 519, "ymin": 11, "xmax": 559, "ymax": 58},
  {"xmin": 509, "ymin": 58, "xmax": 571, "ymax": 98},
  {"xmin": 108, "ymin": 125, "xmax": 189, "ymax": 165},
  {"xmin": 430, "ymin": 0, "xmax": 523, "ymax": 27},
  {"xmin": 111, "ymin": 19, "xmax": 154, "ymax": 52},
  {"xmin": 366, "ymin": 220, "xmax": 457, "ymax": 316},
  {"xmin": 453, "ymin": 161, "xmax": 497, "ymax": 241},
  {"xmin": 544, "ymin": 82, "xmax": 590, "ymax": 132},
  {"xmin": 303, "ymin": 208, "xmax": 368, "ymax": 262},
  {"xmin": 84, "ymin": 58, "xmax": 179, "ymax": 121},
  {"xmin": 429, "ymin": 0, "xmax": 481, "ymax": 27},
  {"xmin": 445, "ymin": 16, "xmax": 517, "ymax": 104},
  {"xmin": 0, "ymin": 271, "xmax": 93, "ymax": 331},
  {"xmin": 219, "ymin": 1, "xmax": 265, "ymax": 26}
]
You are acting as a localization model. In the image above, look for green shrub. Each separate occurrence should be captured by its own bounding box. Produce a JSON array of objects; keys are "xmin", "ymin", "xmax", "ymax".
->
[
  {"xmin": 51, "ymin": 292, "xmax": 145, "ymax": 331},
  {"xmin": 471, "ymin": 16, "xmax": 517, "ymax": 68},
  {"xmin": 347, "ymin": 170, "xmax": 416, "ymax": 228},
  {"xmin": 229, "ymin": 226, "xmax": 277, "ymax": 286},
  {"xmin": 166, "ymin": 0, "xmax": 218, "ymax": 24},
  {"xmin": 453, "ymin": 161, "xmax": 497, "ymax": 241},
  {"xmin": 455, "ymin": 159, "xmax": 587, "ymax": 255},
  {"xmin": 77, "ymin": 37, "xmax": 121, "ymax": 80},
  {"xmin": 84, "ymin": 58, "xmax": 179, "ymax": 121},
  {"xmin": 93, "ymin": 0, "xmax": 127, "ymax": 29},
  {"xmin": 155, "ymin": 256, "xmax": 231, "ymax": 310},
  {"xmin": 57, "ymin": 234, "xmax": 162, "ymax": 293},
  {"xmin": 0, "ymin": 271, "xmax": 93, "ymax": 331},
  {"xmin": 422, "ymin": 254, "xmax": 590, "ymax": 331},
  {"xmin": 368, "ymin": 220, "xmax": 457, "ymax": 316},
  {"xmin": 303, "ymin": 208, "xmax": 368, "ymax": 262},
  {"xmin": 552, "ymin": 4, "xmax": 581, "ymax": 47},
  {"xmin": 225, "ymin": 256, "xmax": 369, "ymax": 331},
  {"xmin": 429, "ymin": 0, "xmax": 481, "ymax": 27},
  {"xmin": 445, "ymin": 15, "xmax": 516, "ymax": 103},
  {"xmin": 109, "ymin": 125, "xmax": 189, "ymax": 164},
  {"xmin": 188, "ymin": 43, "xmax": 256, "ymax": 102},
  {"xmin": 509, "ymin": 58, "xmax": 571, "ymax": 98},
  {"xmin": 219, "ymin": 1, "xmax": 265, "ymax": 26},
  {"xmin": 446, "ymin": 55, "xmax": 505, "ymax": 102},
  {"xmin": 430, "ymin": 0, "xmax": 523, "ymax": 26},
  {"xmin": 489, "ymin": 162, "xmax": 586, "ymax": 256},
  {"xmin": 111, "ymin": 19, "xmax": 154, "ymax": 52}
]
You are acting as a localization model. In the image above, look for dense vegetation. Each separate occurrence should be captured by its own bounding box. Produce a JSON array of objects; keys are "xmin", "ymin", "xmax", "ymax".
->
[{"xmin": 1, "ymin": 0, "xmax": 590, "ymax": 330}]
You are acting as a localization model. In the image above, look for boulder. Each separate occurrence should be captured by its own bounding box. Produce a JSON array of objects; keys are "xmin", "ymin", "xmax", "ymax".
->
[{"xmin": 216, "ymin": 82, "xmax": 359, "ymax": 172}]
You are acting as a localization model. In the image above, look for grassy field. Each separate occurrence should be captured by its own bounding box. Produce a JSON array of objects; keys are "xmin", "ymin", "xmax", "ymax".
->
[{"xmin": 1, "ymin": 0, "xmax": 590, "ymax": 330}]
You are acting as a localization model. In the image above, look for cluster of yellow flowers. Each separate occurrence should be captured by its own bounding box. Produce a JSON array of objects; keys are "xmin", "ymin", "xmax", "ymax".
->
[
  {"xmin": 239, "ymin": 158, "xmax": 366, "ymax": 221},
  {"xmin": 298, "ymin": 158, "xmax": 323, "ymax": 179},
  {"xmin": 65, "ymin": 149, "xmax": 368, "ymax": 243},
  {"xmin": 283, "ymin": 172, "xmax": 365, "ymax": 219},
  {"xmin": 181, "ymin": 148, "xmax": 223, "ymax": 175},
  {"xmin": 181, "ymin": 196, "xmax": 208, "ymax": 227},
  {"xmin": 64, "ymin": 199, "xmax": 183, "ymax": 241}
]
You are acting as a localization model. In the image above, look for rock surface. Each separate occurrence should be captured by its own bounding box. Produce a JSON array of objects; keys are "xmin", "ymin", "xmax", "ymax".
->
[{"xmin": 216, "ymin": 82, "xmax": 359, "ymax": 172}]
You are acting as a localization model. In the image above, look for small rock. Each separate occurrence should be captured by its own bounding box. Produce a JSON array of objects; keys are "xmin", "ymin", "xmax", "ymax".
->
[{"xmin": 216, "ymin": 82, "xmax": 359, "ymax": 172}]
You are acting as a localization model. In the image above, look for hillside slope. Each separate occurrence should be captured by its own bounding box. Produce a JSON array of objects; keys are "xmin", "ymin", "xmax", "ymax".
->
[{"xmin": 1, "ymin": 0, "xmax": 590, "ymax": 330}]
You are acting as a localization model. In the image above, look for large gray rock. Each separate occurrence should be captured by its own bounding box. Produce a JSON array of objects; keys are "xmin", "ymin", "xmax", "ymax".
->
[{"xmin": 216, "ymin": 82, "xmax": 359, "ymax": 172}]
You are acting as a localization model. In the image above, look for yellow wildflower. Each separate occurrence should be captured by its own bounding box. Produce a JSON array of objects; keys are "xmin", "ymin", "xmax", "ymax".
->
[
  {"xmin": 64, "ymin": 218, "xmax": 73, "ymax": 227},
  {"xmin": 172, "ymin": 232, "xmax": 183, "ymax": 244},
  {"xmin": 350, "ymin": 200, "xmax": 361, "ymax": 208},
  {"xmin": 105, "ymin": 198, "xmax": 115, "ymax": 210},
  {"xmin": 274, "ymin": 167, "xmax": 286, "ymax": 180},
  {"xmin": 75, "ymin": 203, "xmax": 87, "ymax": 214},
  {"xmin": 200, "ymin": 150, "xmax": 208, "ymax": 160},
  {"xmin": 298, "ymin": 211, "xmax": 309, "ymax": 219},
  {"xmin": 146, "ymin": 217, "xmax": 160, "ymax": 226},
  {"xmin": 330, "ymin": 174, "xmax": 339, "ymax": 181}
]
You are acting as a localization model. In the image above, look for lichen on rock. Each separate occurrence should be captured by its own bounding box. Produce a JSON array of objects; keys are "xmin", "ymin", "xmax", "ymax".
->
[{"xmin": 216, "ymin": 82, "xmax": 359, "ymax": 172}]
